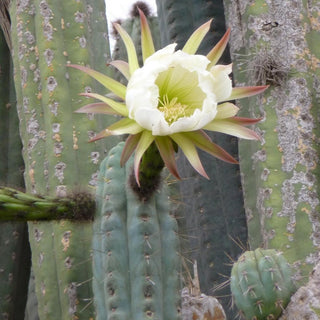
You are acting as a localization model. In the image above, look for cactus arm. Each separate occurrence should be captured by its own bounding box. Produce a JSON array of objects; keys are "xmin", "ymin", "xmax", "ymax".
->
[
  {"xmin": 0, "ymin": 187, "xmax": 95, "ymax": 221},
  {"xmin": 223, "ymin": 0, "xmax": 320, "ymax": 281}
]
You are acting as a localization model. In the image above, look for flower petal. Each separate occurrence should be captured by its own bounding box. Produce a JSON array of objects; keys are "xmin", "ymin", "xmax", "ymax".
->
[
  {"xmin": 229, "ymin": 85, "xmax": 269, "ymax": 100},
  {"xmin": 215, "ymin": 102, "xmax": 239, "ymax": 119},
  {"xmin": 75, "ymin": 102, "xmax": 121, "ymax": 115},
  {"xmin": 90, "ymin": 118, "xmax": 143, "ymax": 142},
  {"xmin": 134, "ymin": 131, "xmax": 155, "ymax": 185},
  {"xmin": 210, "ymin": 64, "xmax": 233, "ymax": 102},
  {"xmin": 207, "ymin": 28, "xmax": 231, "ymax": 68},
  {"xmin": 113, "ymin": 23, "xmax": 140, "ymax": 75},
  {"xmin": 80, "ymin": 92, "xmax": 128, "ymax": 116},
  {"xmin": 183, "ymin": 130, "xmax": 238, "ymax": 164},
  {"xmin": 155, "ymin": 136, "xmax": 180, "ymax": 179},
  {"xmin": 120, "ymin": 133, "xmax": 142, "ymax": 166},
  {"xmin": 108, "ymin": 60, "xmax": 131, "ymax": 81},
  {"xmin": 170, "ymin": 133, "xmax": 209, "ymax": 179},
  {"xmin": 204, "ymin": 118, "xmax": 261, "ymax": 140},
  {"xmin": 68, "ymin": 64, "xmax": 126, "ymax": 100},
  {"xmin": 182, "ymin": 20, "xmax": 212, "ymax": 54},
  {"xmin": 139, "ymin": 8, "xmax": 155, "ymax": 62}
]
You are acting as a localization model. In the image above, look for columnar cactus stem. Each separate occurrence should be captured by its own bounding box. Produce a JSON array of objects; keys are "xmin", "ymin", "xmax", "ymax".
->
[
  {"xmin": 94, "ymin": 142, "xmax": 181, "ymax": 319},
  {"xmin": 223, "ymin": 0, "xmax": 320, "ymax": 282},
  {"xmin": 0, "ymin": 27, "xmax": 31, "ymax": 319},
  {"xmin": 9, "ymin": 0, "xmax": 115, "ymax": 318}
]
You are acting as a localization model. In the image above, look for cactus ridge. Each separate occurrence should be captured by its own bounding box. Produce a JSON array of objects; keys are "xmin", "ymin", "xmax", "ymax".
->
[
  {"xmin": 94, "ymin": 142, "xmax": 181, "ymax": 319},
  {"xmin": 231, "ymin": 248, "xmax": 296, "ymax": 320}
]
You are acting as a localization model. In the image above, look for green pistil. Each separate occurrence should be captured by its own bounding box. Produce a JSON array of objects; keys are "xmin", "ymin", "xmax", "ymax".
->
[{"xmin": 158, "ymin": 94, "xmax": 194, "ymax": 124}]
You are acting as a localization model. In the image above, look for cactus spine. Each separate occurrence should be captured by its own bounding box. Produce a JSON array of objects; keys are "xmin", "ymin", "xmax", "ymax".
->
[
  {"xmin": 230, "ymin": 248, "xmax": 295, "ymax": 320},
  {"xmin": 94, "ymin": 142, "xmax": 181, "ymax": 319},
  {"xmin": 9, "ymin": 0, "xmax": 115, "ymax": 318},
  {"xmin": 223, "ymin": 0, "xmax": 320, "ymax": 282}
]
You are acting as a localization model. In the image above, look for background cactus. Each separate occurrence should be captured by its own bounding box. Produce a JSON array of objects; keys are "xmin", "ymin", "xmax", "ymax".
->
[
  {"xmin": 230, "ymin": 248, "xmax": 295, "ymax": 320},
  {"xmin": 223, "ymin": 0, "xmax": 320, "ymax": 283},
  {"xmin": 0, "ymin": 27, "xmax": 31, "ymax": 320},
  {"xmin": 9, "ymin": 0, "xmax": 117, "ymax": 318},
  {"xmin": 93, "ymin": 142, "xmax": 181, "ymax": 319}
]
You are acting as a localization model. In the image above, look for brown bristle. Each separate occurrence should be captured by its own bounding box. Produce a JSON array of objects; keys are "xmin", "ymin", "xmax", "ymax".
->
[{"xmin": 130, "ymin": 1, "xmax": 152, "ymax": 18}]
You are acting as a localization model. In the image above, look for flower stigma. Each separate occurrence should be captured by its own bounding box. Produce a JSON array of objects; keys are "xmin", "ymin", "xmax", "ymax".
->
[{"xmin": 158, "ymin": 94, "xmax": 195, "ymax": 125}]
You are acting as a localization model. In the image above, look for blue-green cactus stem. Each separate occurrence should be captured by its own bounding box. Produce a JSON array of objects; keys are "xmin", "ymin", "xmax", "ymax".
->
[{"xmin": 231, "ymin": 248, "xmax": 296, "ymax": 320}]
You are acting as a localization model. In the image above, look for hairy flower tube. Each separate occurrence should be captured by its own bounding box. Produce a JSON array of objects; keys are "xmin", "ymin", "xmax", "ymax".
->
[{"xmin": 69, "ymin": 9, "xmax": 267, "ymax": 185}]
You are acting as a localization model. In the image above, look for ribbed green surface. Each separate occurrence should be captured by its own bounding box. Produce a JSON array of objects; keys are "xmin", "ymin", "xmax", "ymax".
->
[
  {"xmin": 155, "ymin": 1, "xmax": 246, "ymax": 317},
  {"xmin": 223, "ymin": 0, "xmax": 320, "ymax": 283},
  {"xmin": 0, "ymin": 27, "xmax": 31, "ymax": 320},
  {"xmin": 231, "ymin": 249, "xmax": 295, "ymax": 319},
  {"xmin": 94, "ymin": 142, "xmax": 181, "ymax": 319},
  {"xmin": 10, "ymin": 0, "xmax": 115, "ymax": 318}
]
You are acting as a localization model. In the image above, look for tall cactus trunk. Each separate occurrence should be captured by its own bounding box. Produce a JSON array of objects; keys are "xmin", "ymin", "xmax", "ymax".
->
[
  {"xmin": 223, "ymin": 0, "xmax": 320, "ymax": 283},
  {"xmin": 9, "ymin": 0, "xmax": 116, "ymax": 318},
  {"xmin": 93, "ymin": 142, "xmax": 181, "ymax": 320},
  {"xmin": 156, "ymin": 1, "xmax": 246, "ymax": 317},
  {"xmin": 0, "ymin": 27, "xmax": 31, "ymax": 320}
]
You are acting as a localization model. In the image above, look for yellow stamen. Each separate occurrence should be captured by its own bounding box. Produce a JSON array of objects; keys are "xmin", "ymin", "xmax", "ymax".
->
[{"xmin": 158, "ymin": 94, "xmax": 194, "ymax": 125}]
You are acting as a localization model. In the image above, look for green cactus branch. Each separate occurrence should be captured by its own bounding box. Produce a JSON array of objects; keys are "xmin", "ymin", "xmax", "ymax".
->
[{"xmin": 0, "ymin": 187, "xmax": 95, "ymax": 221}]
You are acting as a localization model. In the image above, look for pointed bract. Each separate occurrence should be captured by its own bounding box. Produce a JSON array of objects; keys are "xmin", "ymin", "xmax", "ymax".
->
[
  {"xmin": 113, "ymin": 23, "xmax": 140, "ymax": 75},
  {"xmin": 139, "ymin": 8, "xmax": 155, "ymax": 62},
  {"xmin": 68, "ymin": 64, "xmax": 126, "ymax": 100},
  {"xmin": 80, "ymin": 92, "xmax": 128, "ymax": 116},
  {"xmin": 207, "ymin": 28, "xmax": 231, "ymax": 68},
  {"xmin": 182, "ymin": 20, "xmax": 212, "ymax": 55},
  {"xmin": 171, "ymin": 133, "xmax": 209, "ymax": 179},
  {"xmin": 121, "ymin": 133, "xmax": 142, "ymax": 167},
  {"xmin": 184, "ymin": 131, "xmax": 238, "ymax": 164},
  {"xmin": 109, "ymin": 60, "xmax": 131, "ymax": 81},
  {"xmin": 134, "ymin": 131, "xmax": 155, "ymax": 185},
  {"xmin": 204, "ymin": 118, "xmax": 261, "ymax": 140},
  {"xmin": 155, "ymin": 136, "xmax": 180, "ymax": 179},
  {"xmin": 229, "ymin": 85, "xmax": 269, "ymax": 100},
  {"xmin": 75, "ymin": 102, "xmax": 121, "ymax": 115}
]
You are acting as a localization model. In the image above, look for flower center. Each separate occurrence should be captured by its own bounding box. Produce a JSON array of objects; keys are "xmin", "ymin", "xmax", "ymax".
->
[{"xmin": 158, "ymin": 94, "xmax": 194, "ymax": 125}]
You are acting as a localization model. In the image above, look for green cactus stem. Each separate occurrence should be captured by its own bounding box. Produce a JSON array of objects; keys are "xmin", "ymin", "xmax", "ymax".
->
[
  {"xmin": 223, "ymin": 0, "xmax": 320, "ymax": 283},
  {"xmin": 230, "ymin": 248, "xmax": 295, "ymax": 320},
  {"xmin": 0, "ymin": 26, "xmax": 31, "ymax": 320},
  {"xmin": 93, "ymin": 142, "xmax": 181, "ymax": 320},
  {"xmin": 9, "ymin": 0, "xmax": 115, "ymax": 318},
  {"xmin": 0, "ymin": 187, "xmax": 95, "ymax": 221}
]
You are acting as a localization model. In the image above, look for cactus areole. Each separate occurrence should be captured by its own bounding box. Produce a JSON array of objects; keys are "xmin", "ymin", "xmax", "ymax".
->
[{"xmin": 69, "ymin": 9, "xmax": 267, "ymax": 190}]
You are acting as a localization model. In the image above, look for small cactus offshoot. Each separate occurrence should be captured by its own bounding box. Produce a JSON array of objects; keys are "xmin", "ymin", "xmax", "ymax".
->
[{"xmin": 230, "ymin": 248, "xmax": 295, "ymax": 320}]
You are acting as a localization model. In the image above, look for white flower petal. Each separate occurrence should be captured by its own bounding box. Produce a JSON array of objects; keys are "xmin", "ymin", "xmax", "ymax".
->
[{"xmin": 125, "ymin": 45, "xmax": 233, "ymax": 136}]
